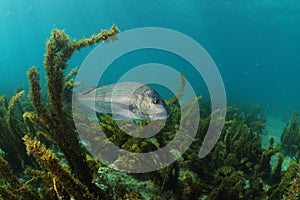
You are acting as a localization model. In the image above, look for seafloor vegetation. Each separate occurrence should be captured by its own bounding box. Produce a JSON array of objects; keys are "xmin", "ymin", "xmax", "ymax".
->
[{"xmin": 1, "ymin": 25, "xmax": 300, "ymax": 200}]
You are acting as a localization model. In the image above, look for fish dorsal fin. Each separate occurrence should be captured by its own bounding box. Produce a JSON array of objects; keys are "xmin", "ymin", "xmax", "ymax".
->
[{"xmin": 80, "ymin": 86, "xmax": 99, "ymax": 95}]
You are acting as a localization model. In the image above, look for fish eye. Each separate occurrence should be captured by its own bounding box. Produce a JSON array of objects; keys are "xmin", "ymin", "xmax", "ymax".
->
[{"xmin": 152, "ymin": 99, "xmax": 160, "ymax": 104}]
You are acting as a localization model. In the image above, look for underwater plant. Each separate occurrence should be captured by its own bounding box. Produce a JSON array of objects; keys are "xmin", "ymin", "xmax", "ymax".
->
[
  {"xmin": 0, "ymin": 91, "xmax": 36, "ymax": 174},
  {"xmin": 1, "ymin": 24, "xmax": 300, "ymax": 200},
  {"xmin": 281, "ymin": 112, "xmax": 300, "ymax": 159},
  {"xmin": 0, "ymin": 24, "xmax": 120, "ymax": 199},
  {"xmin": 24, "ymin": 24, "xmax": 120, "ymax": 198}
]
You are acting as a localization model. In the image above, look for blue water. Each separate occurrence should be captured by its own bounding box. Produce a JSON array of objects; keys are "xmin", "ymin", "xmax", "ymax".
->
[{"xmin": 0, "ymin": 0, "xmax": 300, "ymax": 119}]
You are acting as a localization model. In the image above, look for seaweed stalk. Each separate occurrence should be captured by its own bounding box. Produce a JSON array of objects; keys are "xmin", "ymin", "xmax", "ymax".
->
[
  {"xmin": 5, "ymin": 91, "xmax": 25, "ymax": 127},
  {"xmin": 24, "ymin": 24, "xmax": 120, "ymax": 198},
  {"xmin": 0, "ymin": 155, "xmax": 38, "ymax": 199},
  {"xmin": 23, "ymin": 135, "xmax": 97, "ymax": 200}
]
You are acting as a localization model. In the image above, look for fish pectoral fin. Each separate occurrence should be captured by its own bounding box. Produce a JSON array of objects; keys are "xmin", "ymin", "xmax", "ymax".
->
[
  {"xmin": 111, "ymin": 106, "xmax": 132, "ymax": 120},
  {"xmin": 110, "ymin": 102, "xmax": 131, "ymax": 110}
]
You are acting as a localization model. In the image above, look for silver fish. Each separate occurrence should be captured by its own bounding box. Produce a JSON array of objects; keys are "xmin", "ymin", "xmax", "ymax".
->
[{"xmin": 76, "ymin": 82, "xmax": 168, "ymax": 120}]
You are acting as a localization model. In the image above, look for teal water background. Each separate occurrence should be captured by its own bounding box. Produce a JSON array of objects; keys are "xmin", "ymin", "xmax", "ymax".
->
[{"xmin": 0, "ymin": 0, "xmax": 299, "ymax": 119}]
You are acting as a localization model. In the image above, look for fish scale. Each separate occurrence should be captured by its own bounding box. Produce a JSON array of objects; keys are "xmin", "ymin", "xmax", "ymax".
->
[{"xmin": 76, "ymin": 82, "xmax": 168, "ymax": 120}]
